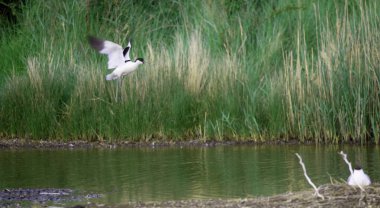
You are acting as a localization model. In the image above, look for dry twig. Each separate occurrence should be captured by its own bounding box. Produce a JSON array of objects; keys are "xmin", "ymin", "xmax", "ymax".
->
[{"xmin": 295, "ymin": 153, "xmax": 324, "ymax": 200}]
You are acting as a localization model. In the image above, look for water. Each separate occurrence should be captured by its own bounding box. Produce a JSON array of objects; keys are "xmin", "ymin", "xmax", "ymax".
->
[{"xmin": 0, "ymin": 145, "xmax": 379, "ymax": 205}]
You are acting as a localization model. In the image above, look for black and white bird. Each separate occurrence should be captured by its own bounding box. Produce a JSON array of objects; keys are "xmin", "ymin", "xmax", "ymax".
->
[
  {"xmin": 347, "ymin": 164, "xmax": 371, "ymax": 186},
  {"xmin": 88, "ymin": 35, "xmax": 144, "ymax": 80}
]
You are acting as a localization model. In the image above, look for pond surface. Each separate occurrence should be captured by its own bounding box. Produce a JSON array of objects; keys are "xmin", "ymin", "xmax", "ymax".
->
[{"xmin": 0, "ymin": 145, "xmax": 379, "ymax": 205}]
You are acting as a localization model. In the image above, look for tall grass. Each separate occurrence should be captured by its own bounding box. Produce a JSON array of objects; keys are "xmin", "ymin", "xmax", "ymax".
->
[
  {"xmin": 280, "ymin": 1, "xmax": 380, "ymax": 143},
  {"xmin": 0, "ymin": 0, "xmax": 379, "ymax": 143}
]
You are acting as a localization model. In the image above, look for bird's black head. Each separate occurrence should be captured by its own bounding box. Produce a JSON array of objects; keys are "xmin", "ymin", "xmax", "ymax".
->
[
  {"xmin": 136, "ymin": 58, "xmax": 144, "ymax": 64},
  {"xmin": 354, "ymin": 164, "xmax": 362, "ymax": 170}
]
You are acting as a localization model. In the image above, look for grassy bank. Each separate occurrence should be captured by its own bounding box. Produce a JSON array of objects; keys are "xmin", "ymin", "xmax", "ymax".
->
[{"xmin": 0, "ymin": 0, "xmax": 379, "ymax": 143}]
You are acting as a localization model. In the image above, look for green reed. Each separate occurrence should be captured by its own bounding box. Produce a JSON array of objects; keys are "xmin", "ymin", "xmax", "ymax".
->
[{"xmin": 0, "ymin": 0, "xmax": 379, "ymax": 143}]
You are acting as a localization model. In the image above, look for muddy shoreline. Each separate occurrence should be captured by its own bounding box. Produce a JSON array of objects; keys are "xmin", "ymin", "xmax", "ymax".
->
[
  {"xmin": 2, "ymin": 184, "xmax": 380, "ymax": 208},
  {"xmin": 0, "ymin": 137, "xmax": 356, "ymax": 149},
  {"xmin": 0, "ymin": 188, "xmax": 101, "ymax": 207},
  {"xmin": 0, "ymin": 138, "xmax": 303, "ymax": 149},
  {"xmin": 123, "ymin": 183, "xmax": 380, "ymax": 208}
]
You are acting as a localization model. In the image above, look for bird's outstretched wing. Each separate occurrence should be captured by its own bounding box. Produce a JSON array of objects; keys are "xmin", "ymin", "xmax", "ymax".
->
[
  {"xmin": 88, "ymin": 36, "xmax": 126, "ymax": 69},
  {"xmin": 123, "ymin": 40, "xmax": 131, "ymax": 62}
]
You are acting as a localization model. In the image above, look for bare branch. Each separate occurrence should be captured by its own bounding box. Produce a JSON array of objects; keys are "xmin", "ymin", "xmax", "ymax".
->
[
  {"xmin": 338, "ymin": 151, "xmax": 353, "ymax": 175},
  {"xmin": 295, "ymin": 153, "xmax": 324, "ymax": 200}
]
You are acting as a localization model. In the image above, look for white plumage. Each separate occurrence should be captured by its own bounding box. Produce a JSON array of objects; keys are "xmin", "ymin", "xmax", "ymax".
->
[
  {"xmin": 101, "ymin": 40, "xmax": 131, "ymax": 69},
  {"xmin": 105, "ymin": 59, "xmax": 144, "ymax": 80},
  {"xmin": 347, "ymin": 166, "xmax": 371, "ymax": 186},
  {"xmin": 88, "ymin": 36, "xmax": 144, "ymax": 80}
]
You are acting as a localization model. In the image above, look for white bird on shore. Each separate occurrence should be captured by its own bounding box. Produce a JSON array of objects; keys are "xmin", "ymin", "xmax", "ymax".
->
[
  {"xmin": 88, "ymin": 35, "xmax": 144, "ymax": 101},
  {"xmin": 347, "ymin": 164, "xmax": 371, "ymax": 186}
]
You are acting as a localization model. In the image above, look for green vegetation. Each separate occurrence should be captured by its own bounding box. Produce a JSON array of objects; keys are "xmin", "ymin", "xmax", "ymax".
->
[{"xmin": 0, "ymin": 0, "xmax": 379, "ymax": 143}]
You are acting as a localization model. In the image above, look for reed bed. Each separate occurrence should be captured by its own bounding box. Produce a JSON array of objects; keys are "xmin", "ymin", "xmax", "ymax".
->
[{"xmin": 0, "ymin": 0, "xmax": 379, "ymax": 143}]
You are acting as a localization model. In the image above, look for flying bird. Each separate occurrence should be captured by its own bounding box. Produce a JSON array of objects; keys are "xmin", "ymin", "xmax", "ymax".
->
[
  {"xmin": 347, "ymin": 164, "xmax": 371, "ymax": 186},
  {"xmin": 88, "ymin": 35, "xmax": 144, "ymax": 80}
]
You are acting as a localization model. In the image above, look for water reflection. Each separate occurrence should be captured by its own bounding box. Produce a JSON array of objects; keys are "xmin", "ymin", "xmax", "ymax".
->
[{"xmin": 0, "ymin": 145, "xmax": 378, "ymax": 204}]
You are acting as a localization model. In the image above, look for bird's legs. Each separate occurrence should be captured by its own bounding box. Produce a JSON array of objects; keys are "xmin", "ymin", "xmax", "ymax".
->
[
  {"xmin": 115, "ymin": 79, "xmax": 120, "ymax": 102},
  {"xmin": 120, "ymin": 77, "xmax": 124, "ymax": 102}
]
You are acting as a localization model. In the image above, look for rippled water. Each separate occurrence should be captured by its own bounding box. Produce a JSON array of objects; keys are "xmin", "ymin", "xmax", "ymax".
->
[{"xmin": 0, "ymin": 145, "xmax": 379, "ymax": 205}]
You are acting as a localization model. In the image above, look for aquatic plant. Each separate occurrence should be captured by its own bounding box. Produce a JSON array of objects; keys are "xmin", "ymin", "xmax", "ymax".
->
[{"xmin": 0, "ymin": 0, "xmax": 379, "ymax": 143}]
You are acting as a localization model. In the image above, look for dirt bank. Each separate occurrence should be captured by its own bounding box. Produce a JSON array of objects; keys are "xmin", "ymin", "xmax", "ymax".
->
[
  {"xmin": 116, "ymin": 184, "xmax": 380, "ymax": 208},
  {"xmin": 2, "ymin": 184, "xmax": 379, "ymax": 207},
  {"xmin": 0, "ymin": 188, "xmax": 101, "ymax": 207},
  {"xmin": 0, "ymin": 138, "xmax": 312, "ymax": 149}
]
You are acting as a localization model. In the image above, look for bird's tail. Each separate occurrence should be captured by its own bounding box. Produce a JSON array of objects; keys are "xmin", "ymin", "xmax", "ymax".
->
[{"xmin": 106, "ymin": 73, "xmax": 116, "ymax": 81}]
